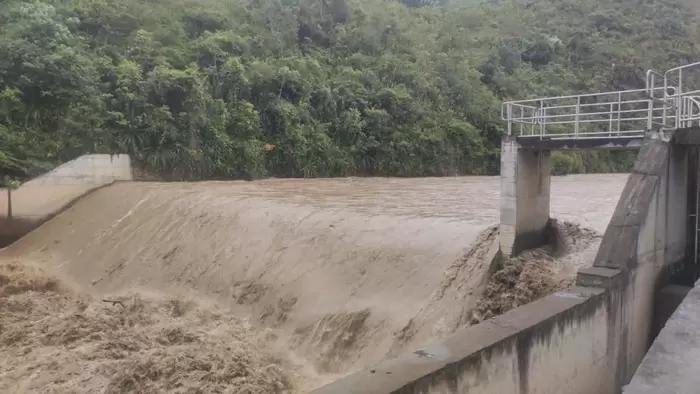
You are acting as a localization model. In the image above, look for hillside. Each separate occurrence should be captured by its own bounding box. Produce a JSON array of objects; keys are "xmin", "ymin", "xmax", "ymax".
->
[{"xmin": 0, "ymin": 0, "xmax": 698, "ymax": 183}]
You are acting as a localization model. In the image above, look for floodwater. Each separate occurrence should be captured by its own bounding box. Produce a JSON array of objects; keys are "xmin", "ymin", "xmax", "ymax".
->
[{"xmin": 0, "ymin": 174, "xmax": 627, "ymax": 392}]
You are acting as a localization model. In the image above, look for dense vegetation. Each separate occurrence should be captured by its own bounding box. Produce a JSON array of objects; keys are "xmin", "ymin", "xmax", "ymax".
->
[{"xmin": 1, "ymin": 0, "xmax": 699, "ymax": 184}]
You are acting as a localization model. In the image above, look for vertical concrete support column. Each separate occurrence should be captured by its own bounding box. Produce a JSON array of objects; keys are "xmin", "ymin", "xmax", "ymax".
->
[{"xmin": 500, "ymin": 137, "xmax": 552, "ymax": 257}]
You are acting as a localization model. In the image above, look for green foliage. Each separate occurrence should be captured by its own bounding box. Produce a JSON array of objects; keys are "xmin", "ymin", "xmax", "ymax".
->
[
  {"xmin": 3, "ymin": 176, "xmax": 20, "ymax": 190},
  {"xmin": 0, "ymin": 0, "xmax": 698, "ymax": 181}
]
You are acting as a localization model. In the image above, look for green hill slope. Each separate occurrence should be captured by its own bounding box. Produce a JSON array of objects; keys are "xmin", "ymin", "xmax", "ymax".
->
[{"xmin": 0, "ymin": 0, "xmax": 698, "ymax": 182}]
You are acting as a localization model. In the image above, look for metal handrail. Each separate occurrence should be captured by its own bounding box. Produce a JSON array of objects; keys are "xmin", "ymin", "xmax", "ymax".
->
[
  {"xmin": 660, "ymin": 62, "xmax": 700, "ymax": 130},
  {"xmin": 502, "ymin": 88, "xmax": 669, "ymax": 139},
  {"xmin": 503, "ymin": 61, "xmax": 700, "ymax": 139},
  {"xmin": 646, "ymin": 68, "xmax": 678, "ymax": 131},
  {"xmin": 679, "ymin": 96, "xmax": 700, "ymax": 128}
]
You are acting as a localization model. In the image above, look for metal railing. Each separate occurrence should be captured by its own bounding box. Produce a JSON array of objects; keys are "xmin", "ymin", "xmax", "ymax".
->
[
  {"xmin": 647, "ymin": 62, "xmax": 700, "ymax": 130},
  {"xmin": 502, "ymin": 88, "xmax": 669, "ymax": 139},
  {"xmin": 502, "ymin": 61, "xmax": 700, "ymax": 139}
]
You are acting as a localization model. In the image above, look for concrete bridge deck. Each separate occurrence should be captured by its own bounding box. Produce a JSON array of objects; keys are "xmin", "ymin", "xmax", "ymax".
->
[{"xmin": 514, "ymin": 136, "xmax": 646, "ymax": 150}]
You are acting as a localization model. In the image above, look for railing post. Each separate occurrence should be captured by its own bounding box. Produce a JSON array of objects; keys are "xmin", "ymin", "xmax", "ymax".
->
[
  {"xmin": 683, "ymin": 96, "xmax": 687, "ymax": 129},
  {"xmin": 539, "ymin": 99, "xmax": 545, "ymax": 139},
  {"xmin": 663, "ymin": 78, "xmax": 669, "ymax": 128},
  {"xmin": 617, "ymin": 91, "xmax": 622, "ymax": 136},
  {"xmin": 647, "ymin": 72, "xmax": 655, "ymax": 131},
  {"xmin": 575, "ymin": 96, "xmax": 580, "ymax": 138},
  {"xmin": 507, "ymin": 104, "xmax": 513, "ymax": 136},
  {"xmin": 678, "ymin": 69, "xmax": 684, "ymax": 128},
  {"xmin": 609, "ymin": 102, "xmax": 614, "ymax": 136}
]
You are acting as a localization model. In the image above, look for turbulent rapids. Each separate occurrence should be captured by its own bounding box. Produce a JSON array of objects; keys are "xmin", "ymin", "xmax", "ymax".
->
[{"xmin": 0, "ymin": 175, "xmax": 626, "ymax": 392}]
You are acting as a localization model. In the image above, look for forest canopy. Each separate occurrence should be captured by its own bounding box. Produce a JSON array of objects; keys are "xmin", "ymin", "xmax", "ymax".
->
[{"xmin": 1, "ymin": 0, "xmax": 699, "ymax": 183}]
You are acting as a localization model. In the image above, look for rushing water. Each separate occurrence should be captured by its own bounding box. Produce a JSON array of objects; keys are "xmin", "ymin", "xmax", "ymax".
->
[{"xmin": 2, "ymin": 174, "xmax": 628, "ymax": 391}]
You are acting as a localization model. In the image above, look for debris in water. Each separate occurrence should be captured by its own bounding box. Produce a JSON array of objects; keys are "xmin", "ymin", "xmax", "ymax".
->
[{"xmin": 0, "ymin": 260, "xmax": 295, "ymax": 394}]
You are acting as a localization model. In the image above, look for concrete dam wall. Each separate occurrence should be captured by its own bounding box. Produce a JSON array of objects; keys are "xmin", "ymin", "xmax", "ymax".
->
[
  {"xmin": 314, "ymin": 139, "xmax": 688, "ymax": 394},
  {"xmin": 0, "ymin": 154, "xmax": 132, "ymax": 247}
]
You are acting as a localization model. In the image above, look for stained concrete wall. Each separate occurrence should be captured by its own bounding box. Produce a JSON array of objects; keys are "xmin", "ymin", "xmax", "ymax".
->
[
  {"xmin": 500, "ymin": 137, "xmax": 552, "ymax": 257},
  {"xmin": 20, "ymin": 154, "xmax": 132, "ymax": 187},
  {"xmin": 651, "ymin": 285, "xmax": 691, "ymax": 342},
  {"xmin": 581, "ymin": 140, "xmax": 688, "ymax": 389},
  {"xmin": 313, "ymin": 139, "xmax": 687, "ymax": 394},
  {"xmin": 623, "ymin": 279, "xmax": 700, "ymax": 394},
  {"xmin": 312, "ymin": 287, "xmax": 610, "ymax": 394},
  {"xmin": 0, "ymin": 154, "xmax": 132, "ymax": 246}
]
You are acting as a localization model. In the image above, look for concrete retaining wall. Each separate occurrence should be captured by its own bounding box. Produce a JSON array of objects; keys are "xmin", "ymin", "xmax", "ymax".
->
[
  {"xmin": 313, "ymin": 139, "xmax": 686, "ymax": 394},
  {"xmin": 623, "ymin": 278, "xmax": 700, "ymax": 394},
  {"xmin": 0, "ymin": 154, "xmax": 132, "ymax": 246},
  {"xmin": 312, "ymin": 287, "xmax": 610, "ymax": 394},
  {"xmin": 580, "ymin": 140, "xmax": 687, "ymax": 389}
]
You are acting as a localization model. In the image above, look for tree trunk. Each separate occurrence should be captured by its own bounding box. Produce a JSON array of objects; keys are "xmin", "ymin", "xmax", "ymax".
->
[{"xmin": 7, "ymin": 189, "xmax": 11, "ymax": 219}]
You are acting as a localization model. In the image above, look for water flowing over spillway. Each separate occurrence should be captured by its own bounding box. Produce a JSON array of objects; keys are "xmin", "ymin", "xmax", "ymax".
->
[{"xmin": 0, "ymin": 174, "xmax": 626, "ymax": 392}]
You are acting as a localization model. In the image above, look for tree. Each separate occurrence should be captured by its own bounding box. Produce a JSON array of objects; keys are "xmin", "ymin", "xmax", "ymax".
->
[
  {"xmin": 3, "ymin": 177, "xmax": 20, "ymax": 219},
  {"xmin": 0, "ymin": 0, "xmax": 698, "ymax": 180}
]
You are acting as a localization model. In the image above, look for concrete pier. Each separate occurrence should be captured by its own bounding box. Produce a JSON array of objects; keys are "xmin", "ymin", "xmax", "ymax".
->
[{"xmin": 499, "ymin": 137, "xmax": 552, "ymax": 257}]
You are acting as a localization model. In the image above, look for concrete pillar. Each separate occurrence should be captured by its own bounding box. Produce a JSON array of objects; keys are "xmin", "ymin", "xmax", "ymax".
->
[{"xmin": 500, "ymin": 137, "xmax": 552, "ymax": 257}]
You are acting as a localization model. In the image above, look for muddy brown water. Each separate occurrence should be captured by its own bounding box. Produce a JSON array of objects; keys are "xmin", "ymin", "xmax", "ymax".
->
[{"xmin": 1, "ymin": 174, "xmax": 627, "ymax": 391}]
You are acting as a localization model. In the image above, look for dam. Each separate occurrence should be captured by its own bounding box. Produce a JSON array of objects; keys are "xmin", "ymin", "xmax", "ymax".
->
[
  {"xmin": 2, "ymin": 62, "xmax": 700, "ymax": 393},
  {"xmin": 308, "ymin": 62, "xmax": 700, "ymax": 394}
]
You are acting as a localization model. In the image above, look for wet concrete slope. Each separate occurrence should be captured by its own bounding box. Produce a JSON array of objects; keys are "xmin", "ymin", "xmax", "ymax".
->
[
  {"xmin": 3, "ymin": 179, "xmax": 497, "ymax": 374},
  {"xmin": 1, "ymin": 175, "xmax": 627, "ymax": 390},
  {"xmin": 0, "ymin": 154, "xmax": 131, "ymax": 246}
]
